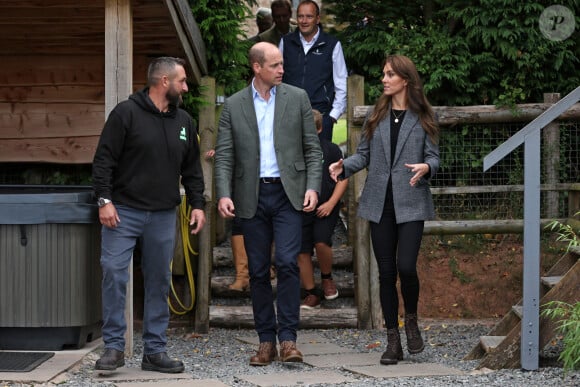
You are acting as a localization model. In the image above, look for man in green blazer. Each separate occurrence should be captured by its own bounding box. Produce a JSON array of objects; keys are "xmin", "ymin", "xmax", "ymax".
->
[{"xmin": 215, "ymin": 42, "xmax": 322, "ymax": 366}]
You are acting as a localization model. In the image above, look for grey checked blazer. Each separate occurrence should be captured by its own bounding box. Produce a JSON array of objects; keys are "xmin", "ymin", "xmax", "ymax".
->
[
  {"xmin": 215, "ymin": 83, "xmax": 323, "ymax": 219},
  {"xmin": 343, "ymin": 107, "xmax": 439, "ymax": 224}
]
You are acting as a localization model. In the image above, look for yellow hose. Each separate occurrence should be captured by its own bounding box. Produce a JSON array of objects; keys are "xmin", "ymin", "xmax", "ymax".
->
[{"xmin": 168, "ymin": 197, "xmax": 197, "ymax": 315}]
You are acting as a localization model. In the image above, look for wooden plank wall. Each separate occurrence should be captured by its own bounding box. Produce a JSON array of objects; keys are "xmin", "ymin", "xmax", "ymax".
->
[{"xmin": 0, "ymin": 55, "xmax": 149, "ymax": 164}]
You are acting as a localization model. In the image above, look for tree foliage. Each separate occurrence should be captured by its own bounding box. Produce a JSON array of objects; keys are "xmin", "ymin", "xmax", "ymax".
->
[
  {"xmin": 189, "ymin": 0, "xmax": 256, "ymax": 96},
  {"xmin": 324, "ymin": 0, "xmax": 579, "ymax": 106}
]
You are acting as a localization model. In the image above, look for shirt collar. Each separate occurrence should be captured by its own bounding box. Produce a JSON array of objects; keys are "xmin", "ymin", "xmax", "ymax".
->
[
  {"xmin": 300, "ymin": 26, "xmax": 320, "ymax": 46},
  {"xmin": 251, "ymin": 78, "xmax": 277, "ymax": 99}
]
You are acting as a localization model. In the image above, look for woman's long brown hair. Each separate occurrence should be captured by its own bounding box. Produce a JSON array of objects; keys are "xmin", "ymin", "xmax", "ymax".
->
[{"xmin": 364, "ymin": 55, "xmax": 439, "ymax": 143}]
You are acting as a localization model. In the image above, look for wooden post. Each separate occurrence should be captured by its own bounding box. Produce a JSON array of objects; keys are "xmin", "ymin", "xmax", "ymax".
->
[
  {"xmin": 570, "ymin": 183, "xmax": 580, "ymax": 218},
  {"xmin": 346, "ymin": 75, "xmax": 372, "ymax": 329},
  {"xmin": 104, "ymin": 0, "xmax": 132, "ymax": 118},
  {"xmin": 105, "ymin": 0, "xmax": 133, "ymax": 356},
  {"xmin": 346, "ymin": 75, "xmax": 365, "ymax": 244},
  {"xmin": 369, "ymin": 239, "xmax": 383, "ymax": 329},
  {"xmin": 543, "ymin": 93, "xmax": 560, "ymax": 218},
  {"xmin": 194, "ymin": 76, "xmax": 216, "ymax": 333},
  {"xmin": 355, "ymin": 217, "xmax": 372, "ymax": 329}
]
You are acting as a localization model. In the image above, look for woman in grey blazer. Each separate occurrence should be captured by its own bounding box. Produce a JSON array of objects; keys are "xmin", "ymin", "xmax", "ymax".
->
[{"xmin": 330, "ymin": 55, "xmax": 439, "ymax": 365}]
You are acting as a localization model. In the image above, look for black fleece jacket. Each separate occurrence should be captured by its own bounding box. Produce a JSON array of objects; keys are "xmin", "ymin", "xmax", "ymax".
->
[{"xmin": 92, "ymin": 88, "xmax": 205, "ymax": 211}]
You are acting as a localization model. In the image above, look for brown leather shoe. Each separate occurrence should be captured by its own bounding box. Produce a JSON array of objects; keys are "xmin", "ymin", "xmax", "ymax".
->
[
  {"xmin": 249, "ymin": 342, "xmax": 277, "ymax": 366},
  {"xmin": 322, "ymin": 278, "xmax": 339, "ymax": 300},
  {"xmin": 300, "ymin": 293, "xmax": 321, "ymax": 309},
  {"xmin": 279, "ymin": 341, "xmax": 303, "ymax": 362}
]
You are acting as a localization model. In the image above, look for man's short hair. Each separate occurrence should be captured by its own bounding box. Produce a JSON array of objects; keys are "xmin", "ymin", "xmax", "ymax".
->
[
  {"xmin": 249, "ymin": 44, "xmax": 267, "ymax": 67},
  {"xmin": 297, "ymin": 0, "xmax": 320, "ymax": 15},
  {"xmin": 270, "ymin": 0, "xmax": 292, "ymax": 13},
  {"xmin": 256, "ymin": 7, "xmax": 272, "ymax": 20},
  {"xmin": 147, "ymin": 57, "xmax": 186, "ymax": 86}
]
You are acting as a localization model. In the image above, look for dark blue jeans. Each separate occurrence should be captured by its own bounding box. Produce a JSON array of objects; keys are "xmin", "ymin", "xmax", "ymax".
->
[
  {"xmin": 240, "ymin": 182, "xmax": 302, "ymax": 343},
  {"xmin": 100, "ymin": 205, "xmax": 176, "ymax": 354}
]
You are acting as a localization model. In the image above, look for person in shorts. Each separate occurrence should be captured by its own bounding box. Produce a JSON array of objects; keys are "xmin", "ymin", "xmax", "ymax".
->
[{"xmin": 298, "ymin": 109, "xmax": 348, "ymax": 309}]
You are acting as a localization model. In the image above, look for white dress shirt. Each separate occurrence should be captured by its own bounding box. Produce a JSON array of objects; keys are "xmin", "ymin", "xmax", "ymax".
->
[{"xmin": 251, "ymin": 79, "xmax": 279, "ymax": 178}]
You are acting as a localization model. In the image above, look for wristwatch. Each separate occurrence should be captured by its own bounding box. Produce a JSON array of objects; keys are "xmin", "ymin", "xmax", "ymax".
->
[{"xmin": 97, "ymin": 197, "xmax": 112, "ymax": 208}]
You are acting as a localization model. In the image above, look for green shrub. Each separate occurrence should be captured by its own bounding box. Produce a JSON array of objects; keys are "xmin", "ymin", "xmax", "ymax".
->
[
  {"xmin": 542, "ymin": 300, "xmax": 580, "ymax": 372},
  {"xmin": 545, "ymin": 212, "xmax": 580, "ymax": 252},
  {"xmin": 542, "ymin": 211, "xmax": 580, "ymax": 372}
]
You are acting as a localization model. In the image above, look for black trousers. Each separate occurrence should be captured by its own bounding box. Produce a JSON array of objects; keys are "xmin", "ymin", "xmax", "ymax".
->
[{"xmin": 370, "ymin": 192, "xmax": 424, "ymax": 329}]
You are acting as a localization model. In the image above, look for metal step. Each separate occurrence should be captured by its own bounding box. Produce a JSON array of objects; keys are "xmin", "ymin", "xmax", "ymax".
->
[
  {"xmin": 540, "ymin": 276, "xmax": 562, "ymax": 288},
  {"xmin": 480, "ymin": 335, "xmax": 506, "ymax": 353},
  {"xmin": 512, "ymin": 305, "xmax": 523, "ymax": 319}
]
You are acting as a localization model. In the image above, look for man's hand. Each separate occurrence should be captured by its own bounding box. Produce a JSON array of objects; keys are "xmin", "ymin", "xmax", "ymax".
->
[
  {"xmin": 99, "ymin": 203, "xmax": 120, "ymax": 228},
  {"xmin": 218, "ymin": 197, "xmax": 236, "ymax": 219},
  {"xmin": 189, "ymin": 209, "xmax": 206, "ymax": 235},
  {"xmin": 303, "ymin": 190, "xmax": 318, "ymax": 212}
]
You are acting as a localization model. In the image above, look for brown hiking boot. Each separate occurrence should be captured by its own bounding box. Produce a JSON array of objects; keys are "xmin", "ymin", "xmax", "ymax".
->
[
  {"xmin": 380, "ymin": 328, "xmax": 404, "ymax": 365},
  {"xmin": 249, "ymin": 342, "xmax": 277, "ymax": 366},
  {"xmin": 405, "ymin": 313, "xmax": 425, "ymax": 354},
  {"xmin": 228, "ymin": 235, "xmax": 249, "ymax": 291},
  {"xmin": 279, "ymin": 341, "xmax": 303, "ymax": 362}
]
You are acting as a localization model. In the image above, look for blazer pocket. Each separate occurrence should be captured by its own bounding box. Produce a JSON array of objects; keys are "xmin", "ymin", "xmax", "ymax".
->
[{"xmin": 294, "ymin": 161, "xmax": 306, "ymax": 171}]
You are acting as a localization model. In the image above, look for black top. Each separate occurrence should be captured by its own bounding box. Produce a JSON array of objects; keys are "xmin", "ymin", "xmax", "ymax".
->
[
  {"xmin": 319, "ymin": 136, "xmax": 344, "ymax": 204},
  {"xmin": 386, "ymin": 109, "xmax": 406, "ymax": 210},
  {"xmin": 92, "ymin": 88, "xmax": 205, "ymax": 211},
  {"xmin": 390, "ymin": 109, "xmax": 406, "ymax": 164}
]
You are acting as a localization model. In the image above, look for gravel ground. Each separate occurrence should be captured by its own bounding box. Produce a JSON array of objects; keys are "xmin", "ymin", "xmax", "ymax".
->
[
  {"xmin": 18, "ymin": 321, "xmax": 578, "ymax": 387},
  {"xmin": 6, "ymin": 224, "xmax": 576, "ymax": 386}
]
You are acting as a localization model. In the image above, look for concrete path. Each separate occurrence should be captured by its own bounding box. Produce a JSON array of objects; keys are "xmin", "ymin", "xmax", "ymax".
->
[{"xmin": 0, "ymin": 333, "xmax": 463, "ymax": 386}]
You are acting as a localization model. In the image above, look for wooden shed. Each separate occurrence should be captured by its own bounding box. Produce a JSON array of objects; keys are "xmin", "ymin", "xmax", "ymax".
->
[{"xmin": 0, "ymin": 0, "xmax": 208, "ymax": 164}]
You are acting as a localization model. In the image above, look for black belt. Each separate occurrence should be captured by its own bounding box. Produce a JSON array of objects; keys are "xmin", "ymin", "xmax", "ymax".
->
[{"xmin": 260, "ymin": 177, "xmax": 281, "ymax": 184}]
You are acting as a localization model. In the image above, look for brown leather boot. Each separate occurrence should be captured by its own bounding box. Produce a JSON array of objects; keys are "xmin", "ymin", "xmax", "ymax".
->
[
  {"xmin": 280, "ymin": 341, "xmax": 303, "ymax": 362},
  {"xmin": 405, "ymin": 313, "xmax": 425, "ymax": 354},
  {"xmin": 380, "ymin": 328, "xmax": 404, "ymax": 365},
  {"xmin": 249, "ymin": 342, "xmax": 277, "ymax": 366},
  {"xmin": 229, "ymin": 235, "xmax": 249, "ymax": 291}
]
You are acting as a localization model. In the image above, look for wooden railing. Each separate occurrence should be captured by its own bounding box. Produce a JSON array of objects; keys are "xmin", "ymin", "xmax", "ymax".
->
[{"xmin": 425, "ymin": 183, "xmax": 580, "ymax": 235}]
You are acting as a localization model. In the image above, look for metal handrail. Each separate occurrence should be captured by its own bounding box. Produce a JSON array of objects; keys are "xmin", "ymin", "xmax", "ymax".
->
[{"xmin": 483, "ymin": 86, "xmax": 580, "ymax": 370}]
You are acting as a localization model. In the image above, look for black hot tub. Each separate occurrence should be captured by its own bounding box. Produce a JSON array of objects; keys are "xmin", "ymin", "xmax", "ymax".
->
[{"xmin": 0, "ymin": 185, "xmax": 102, "ymax": 350}]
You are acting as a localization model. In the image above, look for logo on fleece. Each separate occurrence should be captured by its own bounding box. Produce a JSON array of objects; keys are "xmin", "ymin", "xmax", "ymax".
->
[{"xmin": 180, "ymin": 127, "xmax": 187, "ymax": 141}]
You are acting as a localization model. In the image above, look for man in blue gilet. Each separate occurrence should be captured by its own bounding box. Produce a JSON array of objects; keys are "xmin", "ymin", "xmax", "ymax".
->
[{"xmin": 279, "ymin": 0, "xmax": 347, "ymax": 142}]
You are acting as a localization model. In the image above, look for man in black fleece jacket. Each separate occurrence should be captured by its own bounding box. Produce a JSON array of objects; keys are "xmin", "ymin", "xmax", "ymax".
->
[{"xmin": 92, "ymin": 57, "xmax": 206, "ymax": 373}]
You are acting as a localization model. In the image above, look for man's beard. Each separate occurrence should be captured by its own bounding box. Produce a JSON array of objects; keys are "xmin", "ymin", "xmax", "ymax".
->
[{"xmin": 166, "ymin": 87, "xmax": 182, "ymax": 107}]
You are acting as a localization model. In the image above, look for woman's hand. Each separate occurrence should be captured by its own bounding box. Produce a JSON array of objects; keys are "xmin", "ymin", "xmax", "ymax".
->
[
  {"xmin": 405, "ymin": 163, "xmax": 429, "ymax": 186},
  {"xmin": 329, "ymin": 159, "xmax": 344, "ymax": 182}
]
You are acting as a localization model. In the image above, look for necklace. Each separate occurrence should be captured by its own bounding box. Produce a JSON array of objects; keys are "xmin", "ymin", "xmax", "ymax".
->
[{"xmin": 391, "ymin": 109, "xmax": 406, "ymax": 123}]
